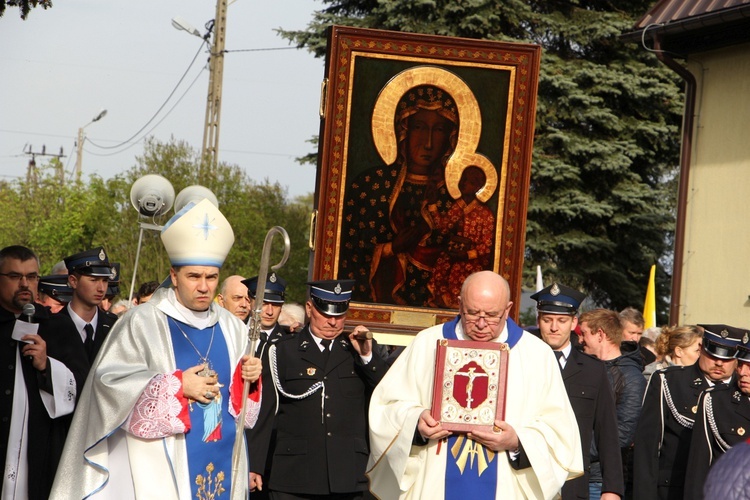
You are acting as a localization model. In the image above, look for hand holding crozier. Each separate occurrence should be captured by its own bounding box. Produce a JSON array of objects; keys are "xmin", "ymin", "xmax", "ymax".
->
[{"xmin": 241, "ymin": 355, "xmax": 261, "ymax": 382}]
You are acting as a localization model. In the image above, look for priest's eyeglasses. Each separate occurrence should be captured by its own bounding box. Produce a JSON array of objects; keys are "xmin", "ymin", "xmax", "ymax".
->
[
  {"xmin": 463, "ymin": 311, "xmax": 503, "ymax": 326},
  {"xmin": 0, "ymin": 273, "xmax": 40, "ymax": 282}
]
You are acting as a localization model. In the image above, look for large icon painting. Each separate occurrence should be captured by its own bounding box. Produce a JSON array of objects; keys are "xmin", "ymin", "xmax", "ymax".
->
[{"xmin": 311, "ymin": 26, "xmax": 541, "ymax": 341}]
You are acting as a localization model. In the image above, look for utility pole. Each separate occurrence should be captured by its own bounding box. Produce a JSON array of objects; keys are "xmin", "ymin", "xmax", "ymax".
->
[
  {"xmin": 75, "ymin": 127, "xmax": 85, "ymax": 181},
  {"xmin": 75, "ymin": 109, "xmax": 108, "ymax": 182},
  {"xmin": 24, "ymin": 145, "xmax": 66, "ymax": 186},
  {"xmin": 200, "ymin": 0, "xmax": 228, "ymax": 177}
]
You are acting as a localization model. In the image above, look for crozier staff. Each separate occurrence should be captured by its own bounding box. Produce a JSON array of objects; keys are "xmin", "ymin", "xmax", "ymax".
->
[
  {"xmin": 51, "ymin": 198, "xmax": 262, "ymax": 500},
  {"xmin": 244, "ymin": 271, "xmax": 289, "ymax": 498}
]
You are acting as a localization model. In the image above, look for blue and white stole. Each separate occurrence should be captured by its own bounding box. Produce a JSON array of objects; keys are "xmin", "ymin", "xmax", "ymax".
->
[
  {"xmin": 442, "ymin": 316, "xmax": 524, "ymax": 499},
  {"xmin": 169, "ymin": 317, "xmax": 233, "ymax": 499}
]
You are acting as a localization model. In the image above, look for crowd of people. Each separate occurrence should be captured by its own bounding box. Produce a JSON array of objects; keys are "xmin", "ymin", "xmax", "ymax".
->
[
  {"xmin": 527, "ymin": 285, "xmax": 750, "ymax": 500},
  {"xmin": 2, "ymin": 197, "xmax": 749, "ymax": 499}
]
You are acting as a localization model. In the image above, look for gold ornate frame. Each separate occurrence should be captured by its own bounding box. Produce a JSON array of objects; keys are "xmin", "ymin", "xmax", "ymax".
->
[{"xmin": 311, "ymin": 26, "xmax": 541, "ymax": 342}]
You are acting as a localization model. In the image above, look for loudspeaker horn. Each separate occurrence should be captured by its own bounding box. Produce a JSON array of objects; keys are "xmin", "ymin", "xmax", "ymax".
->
[
  {"xmin": 174, "ymin": 185, "xmax": 219, "ymax": 213},
  {"xmin": 130, "ymin": 174, "xmax": 175, "ymax": 217}
]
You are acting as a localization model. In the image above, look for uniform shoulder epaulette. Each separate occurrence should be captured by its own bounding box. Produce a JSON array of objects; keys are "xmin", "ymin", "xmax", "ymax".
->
[
  {"xmin": 704, "ymin": 383, "xmax": 731, "ymax": 393},
  {"xmin": 276, "ymin": 332, "xmax": 299, "ymax": 343},
  {"xmin": 103, "ymin": 310, "xmax": 119, "ymax": 321},
  {"xmin": 268, "ymin": 333, "xmax": 283, "ymax": 344},
  {"xmin": 660, "ymin": 364, "xmax": 686, "ymax": 374}
]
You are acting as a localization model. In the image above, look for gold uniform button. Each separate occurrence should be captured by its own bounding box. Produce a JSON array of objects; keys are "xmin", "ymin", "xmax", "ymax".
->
[{"xmin": 692, "ymin": 405, "xmax": 698, "ymax": 414}]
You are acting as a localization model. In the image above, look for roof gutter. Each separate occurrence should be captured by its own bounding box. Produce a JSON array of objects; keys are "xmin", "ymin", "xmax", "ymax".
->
[
  {"xmin": 623, "ymin": 6, "xmax": 750, "ymax": 42},
  {"xmin": 651, "ymin": 33, "xmax": 696, "ymax": 324}
]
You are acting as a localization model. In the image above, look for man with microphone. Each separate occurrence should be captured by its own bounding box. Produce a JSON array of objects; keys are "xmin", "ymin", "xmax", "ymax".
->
[{"xmin": 0, "ymin": 245, "xmax": 87, "ymax": 499}]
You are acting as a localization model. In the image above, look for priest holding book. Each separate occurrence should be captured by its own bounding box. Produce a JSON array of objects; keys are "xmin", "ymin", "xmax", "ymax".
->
[{"xmin": 367, "ymin": 271, "xmax": 582, "ymax": 499}]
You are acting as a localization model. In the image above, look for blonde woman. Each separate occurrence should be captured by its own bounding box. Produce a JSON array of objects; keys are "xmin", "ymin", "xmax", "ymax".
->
[{"xmin": 643, "ymin": 325, "xmax": 702, "ymax": 382}]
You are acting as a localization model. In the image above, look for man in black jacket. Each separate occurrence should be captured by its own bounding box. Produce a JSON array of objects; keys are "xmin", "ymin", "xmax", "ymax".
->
[
  {"xmin": 0, "ymin": 245, "xmax": 88, "ymax": 499},
  {"xmin": 533, "ymin": 284, "xmax": 623, "ymax": 499},
  {"xmin": 579, "ymin": 308, "xmax": 646, "ymax": 499},
  {"xmin": 244, "ymin": 272, "xmax": 289, "ymax": 499},
  {"xmin": 56, "ymin": 247, "xmax": 118, "ymax": 363},
  {"xmin": 633, "ymin": 324, "xmax": 740, "ymax": 500},
  {"xmin": 264, "ymin": 279, "xmax": 388, "ymax": 499},
  {"xmin": 684, "ymin": 325, "xmax": 750, "ymax": 500}
]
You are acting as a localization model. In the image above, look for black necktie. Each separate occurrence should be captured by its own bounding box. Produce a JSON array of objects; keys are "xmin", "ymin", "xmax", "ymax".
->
[
  {"xmin": 84, "ymin": 323, "xmax": 95, "ymax": 358},
  {"xmin": 320, "ymin": 339, "xmax": 332, "ymax": 364},
  {"xmin": 554, "ymin": 351, "xmax": 564, "ymax": 369}
]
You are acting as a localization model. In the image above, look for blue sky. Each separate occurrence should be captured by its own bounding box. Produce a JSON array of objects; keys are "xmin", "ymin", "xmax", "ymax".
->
[{"xmin": 0, "ymin": 0, "xmax": 324, "ymax": 198}]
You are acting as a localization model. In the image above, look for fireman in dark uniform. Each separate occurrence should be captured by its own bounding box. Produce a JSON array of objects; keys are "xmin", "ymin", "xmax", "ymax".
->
[
  {"xmin": 245, "ymin": 272, "xmax": 288, "ymax": 499},
  {"xmin": 57, "ymin": 247, "xmax": 118, "ymax": 364},
  {"xmin": 264, "ymin": 279, "xmax": 388, "ymax": 499},
  {"xmin": 684, "ymin": 325, "xmax": 750, "ymax": 500},
  {"xmin": 532, "ymin": 283, "xmax": 623, "ymax": 499},
  {"xmin": 634, "ymin": 324, "xmax": 742, "ymax": 500}
]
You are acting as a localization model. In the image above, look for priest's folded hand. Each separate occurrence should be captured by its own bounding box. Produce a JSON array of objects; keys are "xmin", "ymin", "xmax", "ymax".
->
[
  {"xmin": 183, "ymin": 364, "xmax": 220, "ymax": 403},
  {"xmin": 467, "ymin": 420, "xmax": 519, "ymax": 452},
  {"xmin": 418, "ymin": 409, "xmax": 452, "ymax": 441}
]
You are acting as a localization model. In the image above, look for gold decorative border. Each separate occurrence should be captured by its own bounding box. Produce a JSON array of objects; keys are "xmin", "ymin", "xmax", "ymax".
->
[{"xmin": 315, "ymin": 27, "xmax": 540, "ymax": 326}]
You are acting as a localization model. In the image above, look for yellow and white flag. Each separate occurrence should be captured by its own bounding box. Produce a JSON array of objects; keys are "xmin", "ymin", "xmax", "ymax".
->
[{"xmin": 643, "ymin": 265, "xmax": 656, "ymax": 329}]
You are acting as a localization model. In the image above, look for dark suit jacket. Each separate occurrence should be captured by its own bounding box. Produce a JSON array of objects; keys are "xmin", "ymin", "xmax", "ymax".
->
[
  {"xmin": 265, "ymin": 327, "xmax": 388, "ymax": 495},
  {"xmin": 246, "ymin": 323, "xmax": 285, "ymax": 478},
  {"xmin": 633, "ymin": 363, "xmax": 721, "ymax": 500},
  {"xmin": 684, "ymin": 381, "xmax": 750, "ymax": 500},
  {"xmin": 0, "ymin": 303, "xmax": 88, "ymax": 499},
  {"xmin": 55, "ymin": 305, "xmax": 118, "ymax": 364},
  {"xmin": 561, "ymin": 347, "xmax": 624, "ymax": 499}
]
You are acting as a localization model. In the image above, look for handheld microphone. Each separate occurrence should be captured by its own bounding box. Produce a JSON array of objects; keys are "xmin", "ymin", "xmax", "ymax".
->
[
  {"xmin": 22, "ymin": 303, "xmax": 35, "ymax": 323},
  {"xmin": 21, "ymin": 303, "xmax": 36, "ymax": 361}
]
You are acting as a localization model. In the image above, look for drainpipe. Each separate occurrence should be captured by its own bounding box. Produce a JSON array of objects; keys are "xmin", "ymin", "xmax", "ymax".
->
[{"xmin": 652, "ymin": 34, "xmax": 696, "ymax": 325}]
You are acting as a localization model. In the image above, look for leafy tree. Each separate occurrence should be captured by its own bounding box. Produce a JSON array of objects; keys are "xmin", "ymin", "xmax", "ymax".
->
[
  {"xmin": 0, "ymin": 159, "xmax": 122, "ymax": 272},
  {"xmin": 0, "ymin": 138, "xmax": 312, "ymax": 305},
  {"xmin": 0, "ymin": 0, "xmax": 51, "ymax": 19},
  {"xmin": 280, "ymin": 0, "xmax": 681, "ymax": 323},
  {"xmin": 107, "ymin": 138, "xmax": 312, "ymax": 304}
]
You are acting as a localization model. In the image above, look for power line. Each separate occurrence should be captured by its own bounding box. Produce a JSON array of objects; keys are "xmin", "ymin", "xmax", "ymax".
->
[
  {"xmin": 0, "ymin": 129, "xmax": 74, "ymax": 140},
  {"xmin": 224, "ymin": 46, "xmax": 299, "ymax": 53},
  {"xmin": 82, "ymin": 64, "xmax": 207, "ymax": 158},
  {"xmin": 86, "ymin": 39, "xmax": 208, "ymax": 151}
]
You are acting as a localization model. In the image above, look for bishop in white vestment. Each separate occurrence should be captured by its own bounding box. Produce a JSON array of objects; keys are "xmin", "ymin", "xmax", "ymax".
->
[{"xmin": 51, "ymin": 198, "xmax": 262, "ymax": 500}]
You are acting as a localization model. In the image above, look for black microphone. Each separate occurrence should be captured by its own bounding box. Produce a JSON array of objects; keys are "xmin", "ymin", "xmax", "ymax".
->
[
  {"xmin": 22, "ymin": 303, "xmax": 36, "ymax": 360},
  {"xmin": 22, "ymin": 303, "xmax": 36, "ymax": 323}
]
